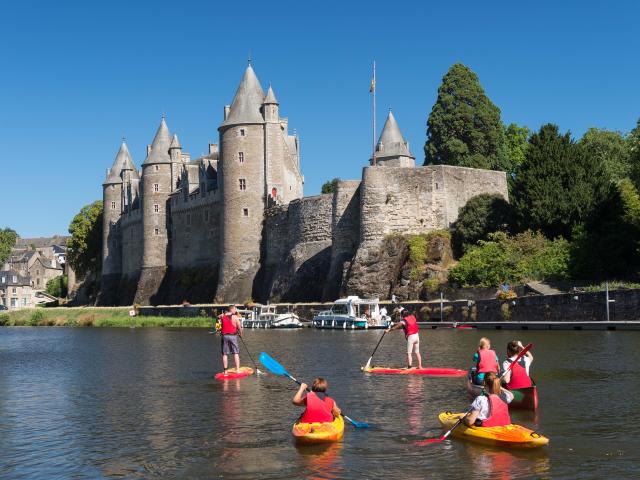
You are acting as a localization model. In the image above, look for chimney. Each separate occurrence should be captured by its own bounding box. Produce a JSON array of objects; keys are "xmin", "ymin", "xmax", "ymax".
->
[
  {"xmin": 224, "ymin": 105, "xmax": 230, "ymax": 120},
  {"xmin": 147, "ymin": 145, "xmax": 152, "ymax": 156},
  {"xmin": 208, "ymin": 143, "xmax": 218, "ymax": 155}
]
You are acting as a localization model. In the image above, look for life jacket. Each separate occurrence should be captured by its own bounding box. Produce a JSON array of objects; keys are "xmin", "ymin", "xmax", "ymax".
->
[
  {"xmin": 402, "ymin": 315, "xmax": 419, "ymax": 337},
  {"xmin": 477, "ymin": 348, "xmax": 499, "ymax": 374},
  {"xmin": 481, "ymin": 394, "xmax": 511, "ymax": 427},
  {"xmin": 300, "ymin": 392, "xmax": 335, "ymax": 423},
  {"xmin": 220, "ymin": 314, "xmax": 237, "ymax": 335},
  {"xmin": 506, "ymin": 357, "xmax": 532, "ymax": 389}
]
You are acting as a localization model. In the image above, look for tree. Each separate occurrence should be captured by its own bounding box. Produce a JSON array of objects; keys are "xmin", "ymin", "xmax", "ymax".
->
[
  {"xmin": 67, "ymin": 201, "xmax": 103, "ymax": 277},
  {"xmin": 628, "ymin": 119, "xmax": 640, "ymax": 189},
  {"xmin": 424, "ymin": 63, "xmax": 503, "ymax": 170},
  {"xmin": 512, "ymin": 124, "xmax": 609, "ymax": 240},
  {"xmin": 579, "ymin": 128, "xmax": 631, "ymax": 183},
  {"xmin": 321, "ymin": 178, "xmax": 340, "ymax": 194},
  {"xmin": 46, "ymin": 275, "xmax": 68, "ymax": 298},
  {"xmin": 451, "ymin": 193, "xmax": 514, "ymax": 256},
  {"xmin": 0, "ymin": 227, "xmax": 18, "ymax": 265},
  {"xmin": 496, "ymin": 123, "xmax": 530, "ymax": 177}
]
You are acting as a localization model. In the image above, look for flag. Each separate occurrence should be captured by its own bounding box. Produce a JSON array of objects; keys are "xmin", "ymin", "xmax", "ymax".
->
[{"xmin": 369, "ymin": 77, "xmax": 375, "ymax": 93}]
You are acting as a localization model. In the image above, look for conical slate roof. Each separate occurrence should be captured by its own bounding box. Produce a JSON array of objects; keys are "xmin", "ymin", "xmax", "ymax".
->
[
  {"xmin": 143, "ymin": 117, "xmax": 172, "ymax": 164},
  {"xmin": 375, "ymin": 111, "xmax": 414, "ymax": 159},
  {"xmin": 104, "ymin": 141, "xmax": 136, "ymax": 185},
  {"xmin": 169, "ymin": 133, "xmax": 181, "ymax": 149},
  {"xmin": 263, "ymin": 85, "xmax": 278, "ymax": 105},
  {"xmin": 220, "ymin": 64, "xmax": 265, "ymax": 127}
]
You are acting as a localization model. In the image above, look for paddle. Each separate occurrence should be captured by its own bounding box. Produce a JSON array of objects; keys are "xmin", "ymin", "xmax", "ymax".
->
[
  {"xmin": 363, "ymin": 330, "xmax": 387, "ymax": 370},
  {"xmin": 417, "ymin": 343, "xmax": 533, "ymax": 445},
  {"xmin": 239, "ymin": 335, "xmax": 263, "ymax": 375},
  {"xmin": 259, "ymin": 352, "xmax": 369, "ymax": 428}
]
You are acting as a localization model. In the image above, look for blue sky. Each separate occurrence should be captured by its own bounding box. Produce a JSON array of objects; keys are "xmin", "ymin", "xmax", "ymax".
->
[{"xmin": 1, "ymin": 0, "xmax": 639, "ymax": 237}]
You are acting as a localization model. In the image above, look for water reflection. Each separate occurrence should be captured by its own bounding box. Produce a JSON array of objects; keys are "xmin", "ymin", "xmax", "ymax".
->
[
  {"xmin": 296, "ymin": 442, "xmax": 343, "ymax": 480},
  {"xmin": 466, "ymin": 445, "xmax": 550, "ymax": 480},
  {"xmin": 404, "ymin": 376, "xmax": 425, "ymax": 435}
]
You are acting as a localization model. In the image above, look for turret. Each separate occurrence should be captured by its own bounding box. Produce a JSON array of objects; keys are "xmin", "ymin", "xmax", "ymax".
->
[
  {"xmin": 217, "ymin": 63, "xmax": 267, "ymax": 302},
  {"xmin": 370, "ymin": 110, "xmax": 415, "ymax": 167},
  {"xmin": 263, "ymin": 85, "xmax": 279, "ymax": 123}
]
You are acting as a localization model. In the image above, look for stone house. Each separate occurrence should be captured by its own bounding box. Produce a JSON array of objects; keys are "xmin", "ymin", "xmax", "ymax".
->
[{"xmin": 0, "ymin": 271, "xmax": 34, "ymax": 310}]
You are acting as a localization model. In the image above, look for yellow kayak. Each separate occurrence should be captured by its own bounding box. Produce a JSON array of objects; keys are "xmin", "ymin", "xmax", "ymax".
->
[
  {"xmin": 438, "ymin": 412, "xmax": 549, "ymax": 449},
  {"xmin": 292, "ymin": 415, "xmax": 345, "ymax": 444}
]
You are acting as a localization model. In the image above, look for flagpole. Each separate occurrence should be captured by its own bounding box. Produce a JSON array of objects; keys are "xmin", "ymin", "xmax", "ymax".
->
[{"xmin": 372, "ymin": 60, "xmax": 376, "ymax": 166}]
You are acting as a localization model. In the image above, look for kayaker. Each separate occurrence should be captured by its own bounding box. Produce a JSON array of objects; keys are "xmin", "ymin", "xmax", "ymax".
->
[
  {"xmin": 502, "ymin": 340, "xmax": 533, "ymax": 389},
  {"xmin": 217, "ymin": 305, "xmax": 243, "ymax": 376},
  {"xmin": 386, "ymin": 307, "xmax": 423, "ymax": 369},
  {"xmin": 464, "ymin": 372, "xmax": 514, "ymax": 427},
  {"xmin": 293, "ymin": 378, "xmax": 341, "ymax": 422},
  {"xmin": 471, "ymin": 337, "xmax": 499, "ymax": 385}
]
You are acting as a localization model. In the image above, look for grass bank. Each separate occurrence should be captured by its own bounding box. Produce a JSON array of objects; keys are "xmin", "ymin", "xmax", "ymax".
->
[{"xmin": 0, "ymin": 307, "xmax": 213, "ymax": 327}]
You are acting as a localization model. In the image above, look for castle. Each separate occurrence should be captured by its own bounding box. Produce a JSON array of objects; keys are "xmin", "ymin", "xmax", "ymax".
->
[{"xmin": 100, "ymin": 63, "xmax": 508, "ymax": 306}]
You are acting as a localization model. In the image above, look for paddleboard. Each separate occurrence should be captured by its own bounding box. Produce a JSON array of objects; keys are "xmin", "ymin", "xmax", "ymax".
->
[
  {"xmin": 215, "ymin": 366, "xmax": 254, "ymax": 380},
  {"xmin": 363, "ymin": 366, "xmax": 466, "ymax": 377}
]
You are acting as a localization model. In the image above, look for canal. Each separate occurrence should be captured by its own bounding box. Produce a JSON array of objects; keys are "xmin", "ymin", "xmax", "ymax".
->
[{"xmin": 0, "ymin": 328, "xmax": 638, "ymax": 478}]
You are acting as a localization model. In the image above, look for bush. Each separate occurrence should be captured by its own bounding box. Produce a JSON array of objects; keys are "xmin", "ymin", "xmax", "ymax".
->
[
  {"xmin": 29, "ymin": 310, "xmax": 44, "ymax": 326},
  {"xmin": 0, "ymin": 313, "xmax": 9, "ymax": 326},
  {"xmin": 46, "ymin": 275, "xmax": 68, "ymax": 298},
  {"xmin": 449, "ymin": 231, "xmax": 570, "ymax": 287}
]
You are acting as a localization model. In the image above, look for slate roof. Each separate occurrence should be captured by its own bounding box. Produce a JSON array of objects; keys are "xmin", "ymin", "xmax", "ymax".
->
[
  {"xmin": 375, "ymin": 111, "xmax": 414, "ymax": 160},
  {"xmin": 104, "ymin": 141, "xmax": 137, "ymax": 184},
  {"xmin": 169, "ymin": 133, "xmax": 181, "ymax": 150},
  {"xmin": 0, "ymin": 271, "xmax": 31, "ymax": 286},
  {"xmin": 263, "ymin": 85, "xmax": 278, "ymax": 104},
  {"xmin": 143, "ymin": 118, "xmax": 172, "ymax": 165},
  {"xmin": 220, "ymin": 64, "xmax": 265, "ymax": 127}
]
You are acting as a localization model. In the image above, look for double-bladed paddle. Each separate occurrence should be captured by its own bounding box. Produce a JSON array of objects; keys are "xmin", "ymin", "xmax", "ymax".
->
[
  {"xmin": 259, "ymin": 352, "xmax": 369, "ymax": 428},
  {"xmin": 417, "ymin": 342, "xmax": 534, "ymax": 445}
]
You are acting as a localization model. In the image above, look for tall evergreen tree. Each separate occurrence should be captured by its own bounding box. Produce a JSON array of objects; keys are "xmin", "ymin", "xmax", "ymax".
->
[
  {"xmin": 424, "ymin": 63, "xmax": 503, "ymax": 169},
  {"xmin": 512, "ymin": 124, "xmax": 609, "ymax": 240},
  {"xmin": 579, "ymin": 128, "xmax": 631, "ymax": 183}
]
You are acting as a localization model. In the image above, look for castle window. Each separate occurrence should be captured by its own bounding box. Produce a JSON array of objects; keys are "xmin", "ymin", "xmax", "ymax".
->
[
  {"xmin": 239, "ymin": 129, "xmax": 246, "ymax": 137},
  {"xmin": 242, "ymin": 208, "xmax": 249, "ymax": 217},
  {"xmin": 239, "ymin": 179, "xmax": 246, "ymax": 191},
  {"xmin": 154, "ymin": 204, "xmax": 159, "ymax": 213},
  {"xmin": 155, "ymin": 165, "xmax": 159, "ymax": 171},
  {"xmin": 238, "ymin": 152, "xmax": 244, "ymax": 163},
  {"xmin": 111, "ymin": 201, "xmax": 116, "ymax": 210},
  {"xmin": 154, "ymin": 183, "xmax": 159, "ymax": 192},
  {"xmin": 154, "ymin": 228, "xmax": 160, "ymax": 235}
]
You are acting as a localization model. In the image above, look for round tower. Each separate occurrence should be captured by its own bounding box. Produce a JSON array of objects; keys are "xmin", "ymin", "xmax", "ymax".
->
[{"xmin": 217, "ymin": 64, "xmax": 267, "ymax": 302}]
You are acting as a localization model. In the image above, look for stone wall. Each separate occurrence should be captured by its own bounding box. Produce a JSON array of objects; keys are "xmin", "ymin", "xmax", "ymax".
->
[{"xmin": 120, "ymin": 211, "xmax": 143, "ymax": 277}]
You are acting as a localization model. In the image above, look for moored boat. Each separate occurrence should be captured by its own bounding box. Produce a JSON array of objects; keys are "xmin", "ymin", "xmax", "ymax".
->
[
  {"xmin": 312, "ymin": 296, "xmax": 391, "ymax": 330},
  {"xmin": 437, "ymin": 411, "xmax": 548, "ymax": 449},
  {"xmin": 292, "ymin": 415, "xmax": 345, "ymax": 444},
  {"xmin": 241, "ymin": 305, "xmax": 303, "ymax": 329}
]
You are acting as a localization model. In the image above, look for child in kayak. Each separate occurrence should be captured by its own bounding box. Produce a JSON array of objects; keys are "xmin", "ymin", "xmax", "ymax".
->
[
  {"xmin": 386, "ymin": 308, "xmax": 423, "ymax": 369},
  {"xmin": 293, "ymin": 378, "xmax": 341, "ymax": 423},
  {"xmin": 502, "ymin": 340, "xmax": 533, "ymax": 389},
  {"xmin": 472, "ymin": 337, "xmax": 499, "ymax": 385},
  {"xmin": 465, "ymin": 372, "xmax": 514, "ymax": 427}
]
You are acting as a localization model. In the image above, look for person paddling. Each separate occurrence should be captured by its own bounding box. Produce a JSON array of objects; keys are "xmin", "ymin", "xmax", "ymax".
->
[
  {"xmin": 293, "ymin": 378, "xmax": 341, "ymax": 423},
  {"xmin": 464, "ymin": 372, "xmax": 514, "ymax": 427},
  {"xmin": 217, "ymin": 305, "xmax": 243, "ymax": 376},
  {"xmin": 502, "ymin": 340, "xmax": 533, "ymax": 389},
  {"xmin": 386, "ymin": 308, "xmax": 423, "ymax": 369},
  {"xmin": 472, "ymin": 337, "xmax": 499, "ymax": 385}
]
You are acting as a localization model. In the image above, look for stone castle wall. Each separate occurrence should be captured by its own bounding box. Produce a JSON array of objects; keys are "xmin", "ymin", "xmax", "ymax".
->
[{"xmin": 120, "ymin": 211, "xmax": 143, "ymax": 277}]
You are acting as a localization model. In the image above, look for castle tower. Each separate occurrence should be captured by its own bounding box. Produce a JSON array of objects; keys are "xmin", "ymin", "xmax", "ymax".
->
[
  {"xmin": 217, "ymin": 64, "xmax": 267, "ymax": 302},
  {"xmin": 370, "ymin": 110, "xmax": 415, "ymax": 167},
  {"xmin": 139, "ymin": 117, "xmax": 174, "ymax": 286}
]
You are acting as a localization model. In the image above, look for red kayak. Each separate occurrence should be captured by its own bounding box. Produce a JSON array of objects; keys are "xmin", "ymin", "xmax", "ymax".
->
[
  {"xmin": 363, "ymin": 366, "xmax": 466, "ymax": 377},
  {"xmin": 214, "ymin": 366, "xmax": 254, "ymax": 380}
]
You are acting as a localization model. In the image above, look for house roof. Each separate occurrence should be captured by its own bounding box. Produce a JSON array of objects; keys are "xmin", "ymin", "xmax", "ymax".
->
[{"xmin": 0, "ymin": 271, "xmax": 31, "ymax": 286}]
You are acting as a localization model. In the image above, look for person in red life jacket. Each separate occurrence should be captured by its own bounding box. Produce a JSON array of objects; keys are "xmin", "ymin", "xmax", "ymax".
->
[
  {"xmin": 386, "ymin": 307, "xmax": 423, "ymax": 369},
  {"xmin": 471, "ymin": 337, "xmax": 500, "ymax": 385},
  {"xmin": 292, "ymin": 378, "xmax": 341, "ymax": 423},
  {"xmin": 217, "ymin": 305, "xmax": 243, "ymax": 376},
  {"xmin": 502, "ymin": 340, "xmax": 533, "ymax": 389},
  {"xmin": 465, "ymin": 372, "xmax": 514, "ymax": 427}
]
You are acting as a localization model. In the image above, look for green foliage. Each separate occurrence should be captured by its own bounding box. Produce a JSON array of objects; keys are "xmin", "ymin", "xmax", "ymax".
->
[
  {"xmin": 512, "ymin": 124, "xmax": 609, "ymax": 240},
  {"xmin": 449, "ymin": 231, "xmax": 570, "ymax": 287},
  {"xmin": 424, "ymin": 63, "xmax": 503, "ymax": 170},
  {"xmin": 496, "ymin": 123, "xmax": 530, "ymax": 176},
  {"xmin": 29, "ymin": 310, "xmax": 44, "ymax": 326},
  {"xmin": 628, "ymin": 119, "xmax": 640, "ymax": 189},
  {"xmin": 451, "ymin": 193, "xmax": 513, "ymax": 256},
  {"xmin": 0, "ymin": 227, "xmax": 18, "ymax": 265},
  {"xmin": 579, "ymin": 128, "xmax": 631, "ymax": 183},
  {"xmin": 407, "ymin": 231, "xmax": 451, "ymax": 279},
  {"xmin": 46, "ymin": 275, "xmax": 68, "ymax": 298},
  {"xmin": 570, "ymin": 179, "xmax": 640, "ymax": 279},
  {"xmin": 67, "ymin": 201, "xmax": 103, "ymax": 277},
  {"xmin": 321, "ymin": 178, "xmax": 340, "ymax": 194}
]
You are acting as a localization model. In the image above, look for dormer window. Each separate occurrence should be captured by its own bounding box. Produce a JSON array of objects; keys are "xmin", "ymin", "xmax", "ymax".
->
[
  {"xmin": 238, "ymin": 152, "xmax": 244, "ymax": 163},
  {"xmin": 1, "ymin": 277, "xmax": 5, "ymax": 283},
  {"xmin": 12, "ymin": 276, "xmax": 17, "ymax": 283}
]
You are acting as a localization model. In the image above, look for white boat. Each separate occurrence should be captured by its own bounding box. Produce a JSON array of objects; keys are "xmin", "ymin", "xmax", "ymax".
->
[
  {"xmin": 241, "ymin": 304, "xmax": 303, "ymax": 329},
  {"xmin": 312, "ymin": 296, "xmax": 391, "ymax": 330}
]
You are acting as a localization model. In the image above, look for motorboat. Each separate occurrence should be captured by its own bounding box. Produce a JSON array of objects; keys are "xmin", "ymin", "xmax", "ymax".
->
[
  {"xmin": 241, "ymin": 304, "xmax": 303, "ymax": 329},
  {"xmin": 312, "ymin": 296, "xmax": 391, "ymax": 330}
]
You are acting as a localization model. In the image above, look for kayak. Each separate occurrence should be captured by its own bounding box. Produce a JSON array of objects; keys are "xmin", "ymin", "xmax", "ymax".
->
[
  {"xmin": 292, "ymin": 415, "xmax": 345, "ymax": 444},
  {"xmin": 363, "ymin": 366, "xmax": 466, "ymax": 377},
  {"xmin": 214, "ymin": 366, "xmax": 254, "ymax": 380},
  {"xmin": 437, "ymin": 412, "xmax": 549, "ymax": 449},
  {"xmin": 466, "ymin": 376, "xmax": 539, "ymax": 411}
]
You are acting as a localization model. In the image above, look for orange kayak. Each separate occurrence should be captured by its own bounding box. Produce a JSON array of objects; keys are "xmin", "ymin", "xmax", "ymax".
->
[
  {"xmin": 438, "ymin": 412, "xmax": 549, "ymax": 449},
  {"xmin": 214, "ymin": 366, "xmax": 254, "ymax": 380},
  {"xmin": 292, "ymin": 415, "xmax": 344, "ymax": 444}
]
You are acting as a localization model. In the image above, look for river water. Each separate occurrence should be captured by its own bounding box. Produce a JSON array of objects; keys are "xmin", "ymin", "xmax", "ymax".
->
[{"xmin": 0, "ymin": 327, "xmax": 639, "ymax": 479}]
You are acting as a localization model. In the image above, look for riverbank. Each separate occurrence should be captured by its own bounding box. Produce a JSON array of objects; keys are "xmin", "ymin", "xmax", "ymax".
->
[{"xmin": 0, "ymin": 307, "xmax": 212, "ymax": 327}]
